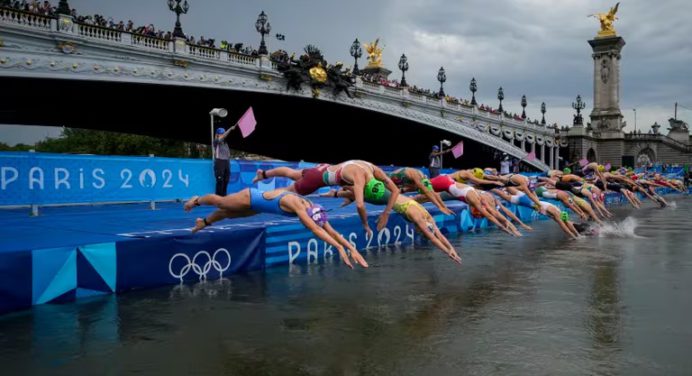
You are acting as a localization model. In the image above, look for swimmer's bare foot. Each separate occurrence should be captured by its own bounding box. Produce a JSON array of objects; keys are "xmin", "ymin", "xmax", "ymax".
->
[
  {"xmin": 191, "ymin": 218, "xmax": 206, "ymax": 233},
  {"xmin": 252, "ymin": 169, "xmax": 266, "ymax": 184},
  {"xmin": 184, "ymin": 196, "xmax": 200, "ymax": 212}
]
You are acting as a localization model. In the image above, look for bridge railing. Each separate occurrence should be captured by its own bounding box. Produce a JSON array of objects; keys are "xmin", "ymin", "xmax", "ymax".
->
[
  {"xmin": 188, "ymin": 44, "xmax": 221, "ymax": 60},
  {"xmin": 0, "ymin": 6, "xmax": 53, "ymax": 30},
  {"xmin": 76, "ymin": 22, "xmax": 123, "ymax": 43},
  {"xmin": 624, "ymin": 133, "xmax": 691, "ymax": 152},
  {"xmin": 131, "ymin": 34, "xmax": 172, "ymax": 51}
]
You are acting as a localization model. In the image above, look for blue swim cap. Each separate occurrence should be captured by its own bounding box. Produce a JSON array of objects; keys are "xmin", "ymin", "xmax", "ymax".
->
[
  {"xmin": 432, "ymin": 145, "xmax": 440, "ymax": 151},
  {"xmin": 216, "ymin": 128, "xmax": 225, "ymax": 135}
]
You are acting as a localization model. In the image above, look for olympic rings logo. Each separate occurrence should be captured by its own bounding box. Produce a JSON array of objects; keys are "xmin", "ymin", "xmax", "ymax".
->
[{"xmin": 168, "ymin": 248, "xmax": 231, "ymax": 282}]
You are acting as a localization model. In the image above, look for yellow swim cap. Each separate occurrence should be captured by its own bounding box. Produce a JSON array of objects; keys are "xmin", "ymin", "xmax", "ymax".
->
[
  {"xmin": 597, "ymin": 165, "xmax": 605, "ymax": 172},
  {"xmin": 472, "ymin": 168, "xmax": 484, "ymax": 179}
]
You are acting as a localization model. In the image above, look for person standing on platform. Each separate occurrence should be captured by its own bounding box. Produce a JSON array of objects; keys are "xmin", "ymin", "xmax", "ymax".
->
[
  {"xmin": 213, "ymin": 125, "xmax": 237, "ymax": 196},
  {"xmin": 500, "ymin": 155, "xmax": 512, "ymax": 175},
  {"xmin": 429, "ymin": 145, "xmax": 451, "ymax": 178}
]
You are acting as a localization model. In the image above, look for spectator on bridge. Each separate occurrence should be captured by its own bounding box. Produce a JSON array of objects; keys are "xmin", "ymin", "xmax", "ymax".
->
[
  {"xmin": 429, "ymin": 145, "xmax": 451, "ymax": 178},
  {"xmin": 213, "ymin": 124, "xmax": 237, "ymax": 196}
]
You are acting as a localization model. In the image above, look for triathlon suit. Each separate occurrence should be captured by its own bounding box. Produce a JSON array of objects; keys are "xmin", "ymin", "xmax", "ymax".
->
[
  {"xmin": 324, "ymin": 160, "xmax": 375, "ymax": 186},
  {"xmin": 389, "ymin": 168, "xmax": 413, "ymax": 187},
  {"xmin": 509, "ymin": 191, "xmax": 535, "ymax": 208},
  {"xmin": 249, "ymin": 188, "xmax": 296, "ymax": 216},
  {"xmin": 535, "ymin": 186, "xmax": 558, "ymax": 199},
  {"xmin": 502, "ymin": 174, "xmax": 521, "ymax": 187},
  {"xmin": 431, "ymin": 175, "xmax": 475, "ymax": 202},
  {"xmin": 595, "ymin": 181, "xmax": 623, "ymax": 192},
  {"xmin": 475, "ymin": 182, "xmax": 498, "ymax": 191},
  {"xmin": 538, "ymin": 201, "xmax": 559, "ymax": 216},
  {"xmin": 364, "ymin": 189, "xmax": 432, "ymax": 224},
  {"xmin": 293, "ymin": 163, "xmax": 330, "ymax": 195}
]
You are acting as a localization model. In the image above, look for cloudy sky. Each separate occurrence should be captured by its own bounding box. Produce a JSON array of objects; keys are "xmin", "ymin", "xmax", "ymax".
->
[{"xmin": 2, "ymin": 0, "xmax": 691, "ymax": 145}]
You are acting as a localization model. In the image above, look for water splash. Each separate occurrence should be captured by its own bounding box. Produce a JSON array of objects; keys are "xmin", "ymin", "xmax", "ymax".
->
[
  {"xmin": 668, "ymin": 201, "xmax": 677, "ymax": 210},
  {"xmin": 598, "ymin": 217, "xmax": 643, "ymax": 238}
]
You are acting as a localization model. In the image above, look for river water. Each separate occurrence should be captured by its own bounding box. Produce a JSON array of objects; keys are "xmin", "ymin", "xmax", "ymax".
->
[{"xmin": 1, "ymin": 197, "xmax": 691, "ymax": 375}]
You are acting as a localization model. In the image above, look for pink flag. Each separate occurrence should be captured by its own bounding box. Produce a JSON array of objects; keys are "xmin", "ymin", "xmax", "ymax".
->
[
  {"xmin": 237, "ymin": 107, "xmax": 256, "ymax": 138},
  {"xmin": 452, "ymin": 141, "xmax": 464, "ymax": 159},
  {"xmin": 605, "ymin": 163, "xmax": 611, "ymax": 171},
  {"xmin": 579, "ymin": 158, "xmax": 589, "ymax": 167},
  {"xmin": 526, "ymin": 151, "xmax": 536, "ymax": 161}
]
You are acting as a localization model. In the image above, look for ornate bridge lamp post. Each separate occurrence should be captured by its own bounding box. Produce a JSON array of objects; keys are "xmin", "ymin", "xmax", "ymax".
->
[
  {"xmin": 56, "ymin": 0, "xmax": 71, "ymax": 15},
  {"xmin": 541, "ymin": 102, "xmax": 547, "ymax": 125},
  {"xmin": 521, "ymin": 95, "xmax": 527, "ymax": 119},
  {"xmin": 470, "ymin": 77, "xmax": 477, "ymax": 106},
  {"xmin": 497, "ymin": 87, "xmax": 504, "ymax": 112},
  {"xmin": 398, "ymin": 54, "xmax": 409, "ymax": 87},
  {"xmin": 255, "ymin": 11, "xmax": 271, "ymax": 55},
  {"xmin": 437, "ymin": 67, "xmax": 446, "ymax": 97},
  {"xmin": 350, "ymin": 39, "xmax": 362, "ymax": 76},
  {"xmin": 168, "ymin": 0, "xmax": 190, "ymax": 39},
  {"xmin": 572, "ymin": 94, "xmax": 586, "ymax": 126}
]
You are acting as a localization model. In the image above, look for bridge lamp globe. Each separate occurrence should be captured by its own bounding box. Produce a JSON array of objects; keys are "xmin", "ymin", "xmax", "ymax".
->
[
  {"xmin": 441, "ymin": 140, "xmax": 452, "ymax": 147},
  {"xmin": 209, "ymin": 108, "xmax": 228, "ymax": 118}
]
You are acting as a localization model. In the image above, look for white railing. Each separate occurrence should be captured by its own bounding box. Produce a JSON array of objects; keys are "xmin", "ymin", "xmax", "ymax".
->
[
  {"xmin": 384, "ymin": 85, "xmax": 402, "ymax": 95},
  {"xmin": 131, "ymin": 34, "xmax": 172, "ymax": 51},
  {"xmin": 0, "ymin": 7, "xmax": 53, "ymax": 30},
  {"xmin": 77, "ymin": 23, "xmax": 122, "ymax": 42},
  {"xmin": 188, "ymin": 44, "xmax": 221, "ymax": 60},
  {"xmin": 362, "ymin": 81, "xmax": 380, "ymax": 91},
  {"xmin": 228, "ymin": 52, "xmax": 257, "ymax": 66}
]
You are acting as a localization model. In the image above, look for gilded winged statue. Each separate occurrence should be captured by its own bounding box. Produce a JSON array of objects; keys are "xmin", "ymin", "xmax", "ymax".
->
[
  {"xmin": 363, "ymin": 38, "xmax": 383, "ymax": 68},
  {"xmin": 589, "ymin": 2, "xmax": 619, "ymax": 37}
]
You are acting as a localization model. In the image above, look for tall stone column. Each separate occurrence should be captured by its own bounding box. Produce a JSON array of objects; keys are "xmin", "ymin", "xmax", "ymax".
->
[
  {"xmin": 588, "ymin": 36, "xmax": 625, "ymax": 138},
  {"xmin": 588, "ymin": 35, "xmax": 626, "ymax": 164}
]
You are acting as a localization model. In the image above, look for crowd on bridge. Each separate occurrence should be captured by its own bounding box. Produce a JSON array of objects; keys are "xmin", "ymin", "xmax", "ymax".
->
[{"xmin": 2, "ymin": 0, "xmax": 55, "ymax": 16}]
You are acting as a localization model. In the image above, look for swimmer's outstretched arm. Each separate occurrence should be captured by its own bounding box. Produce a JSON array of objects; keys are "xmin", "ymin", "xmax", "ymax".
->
[
  {"xmin": 294, "ymin": 210, "xmax": 356, "ymax": 269},
  {"xmin": 323, "ymin": 222, "xmax": 368, "ymax": 268}
]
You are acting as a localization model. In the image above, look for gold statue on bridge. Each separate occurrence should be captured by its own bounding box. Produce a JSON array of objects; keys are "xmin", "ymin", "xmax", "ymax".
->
[
  {"xmin": 363, "ymin": 38, "xmax": 383, "ymax": 68},
  {"xmin": 589, "ymin": 2, "xmax": 619, "ymax": 38}
]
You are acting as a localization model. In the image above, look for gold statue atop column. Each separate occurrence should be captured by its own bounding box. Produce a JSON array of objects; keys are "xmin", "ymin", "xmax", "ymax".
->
[
  {"xmin": 589, "ymin": 2, "xmax": 619, "ymax": 38},
  {"xmin": 363, "ymin": 38, "xmax": 383, "ymax": 68}
]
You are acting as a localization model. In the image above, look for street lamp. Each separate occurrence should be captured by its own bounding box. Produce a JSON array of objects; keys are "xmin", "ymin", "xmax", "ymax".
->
[
  {"xmin": 633, "ymin": 108, "xmax": 637, "ymax": 133},
  {"xmin": 349, "ymin": 39, "xmax": 362, "ymax": 76},
  {"xmin": 440, "ymin": 139, "xmax": 452, "ymax": 169},
  {"xmin": 209, "ymin": 108, "xmax": 228, "ymax": 160},
  {"xmin": 521, "ymin": 95, "xmax": 527, "ymax": 119},
  {"xmin": 470, "ymin": 77, "xmax": 477, "ymax": 106},
  {"xmin": 572, "ymin": 94, "xmax": 586, "ymax": 126},
  {"xmin": 541, "ymin": 102, "xmax": 547, "ymax": 125},
  {"xmin": 255, "ymin": 11, "xmax": 271, "ymax": 55},
  {"xmin": 437, "ymin": 67, "xmax": 446, "ymax": 97},
  {"xmin": 167, "ymin": 0, "xmax": 190, "ymax": 39},
  {"xmin": 497, "ymin": 87, "xmax": 504, "ymax": 112},
  {"xmin": 398, "ymin": 54, "xmax": 409, "ymax": 87},
  {"xmin": 56, "ymin": 0, "xmax": 70, "ymax": 15}
]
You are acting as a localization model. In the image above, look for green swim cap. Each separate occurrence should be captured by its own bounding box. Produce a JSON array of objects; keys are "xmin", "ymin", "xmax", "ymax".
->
[
  {"xmin": 563, "ymin": 167, "xmax": 572, "ymax": 174},
  {"xmin": 560, "ymin": 211, "xmax": 570, "ymax": 222},
  {"xmin": 364, "ymin": 178, "xmax": 385, "ymax": 202},
  {"xmin": 418, "ymin": 178, "xmax": 433, "ymax": 194},
  {"xmin": 535, "ymin": 186, "xmax": 546, "ymax": 196}
]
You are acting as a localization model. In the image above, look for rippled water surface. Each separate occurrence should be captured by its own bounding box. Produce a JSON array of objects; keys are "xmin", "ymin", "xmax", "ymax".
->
[{"xmin": 1, "ymin": 197, "xmax": 691, "ymax": 375}]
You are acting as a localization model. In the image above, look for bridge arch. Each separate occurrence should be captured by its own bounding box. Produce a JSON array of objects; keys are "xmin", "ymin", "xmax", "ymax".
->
[{"xmin": 636, "ymin": 147, "xmax": 656, "ymax": 166}]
